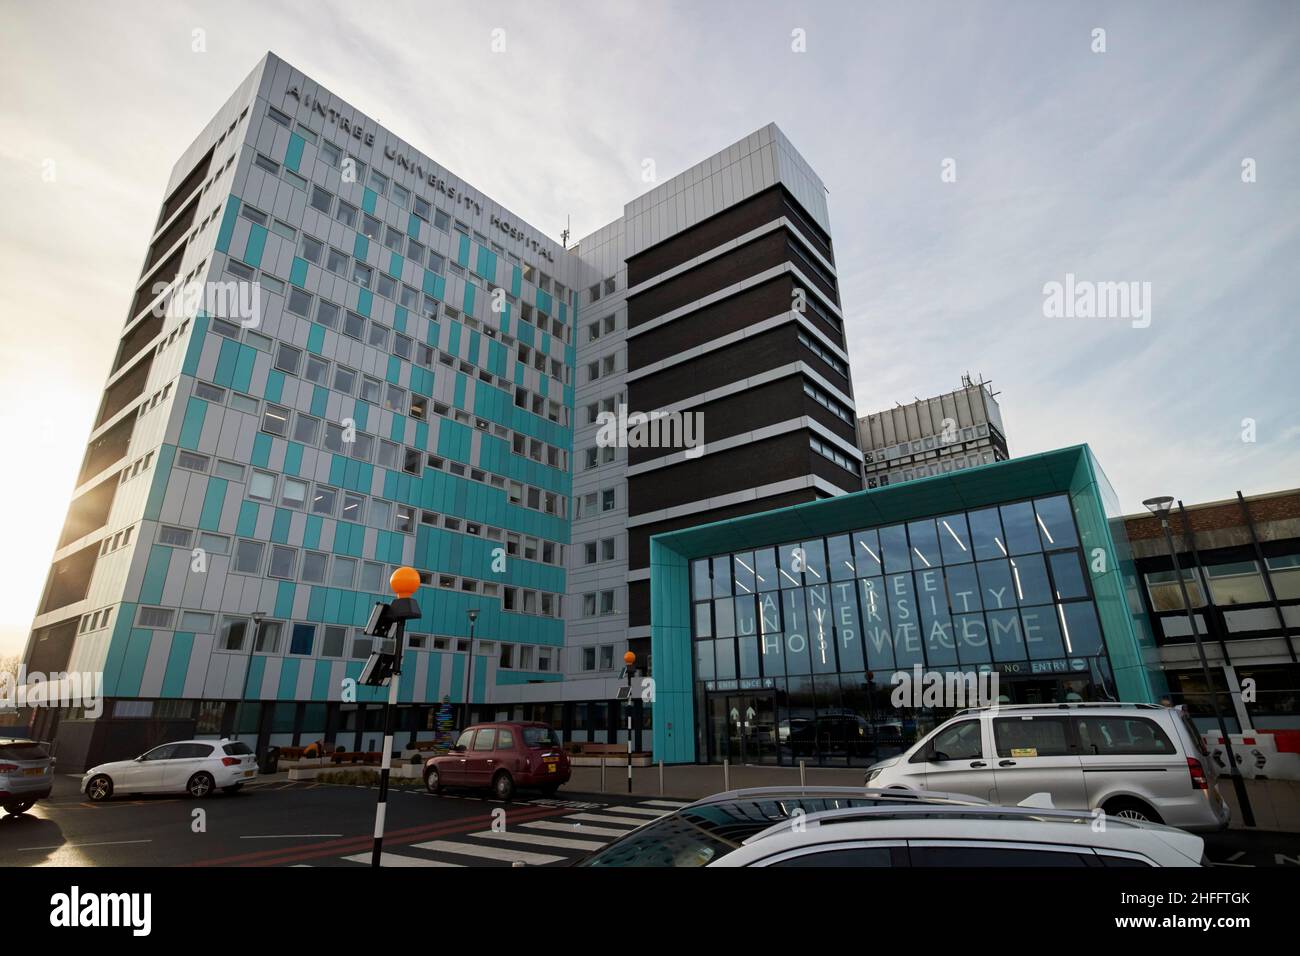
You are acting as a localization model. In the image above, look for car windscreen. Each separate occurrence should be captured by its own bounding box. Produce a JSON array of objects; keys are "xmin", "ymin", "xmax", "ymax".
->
[
  {"xmin": 223, "ymin": 742, "xmax": 253, "ymax": 756},
  {"xmin": 523, "ymin": 727, "xmax": 560, "ymax": 748},
  {"xmin": 0, "ymin": 742, "xmax": 49, "ymax": 761},
  {"xmin": 575, "ymin": 797, "xmax": 882, "ymax": 867}
]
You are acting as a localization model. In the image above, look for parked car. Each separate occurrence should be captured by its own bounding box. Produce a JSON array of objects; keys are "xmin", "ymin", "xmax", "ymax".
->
[
  {"xmin": 423, "ymin": 722, "xmax": 569, "ymax": 800},
  {"xmin": 0, "ymin": 737, "xmax": 55, "ymax": 816},
  {"xmin": 574, "ymin": 786, "xmax": 1204, "ymax": 867},
  {"xmin": 82, "ymin": 739, "xmax": 257, "ymax": 801},
  {"xmin": 863, "ymin": 702, "xmax": 1230, "ymax": 832}
]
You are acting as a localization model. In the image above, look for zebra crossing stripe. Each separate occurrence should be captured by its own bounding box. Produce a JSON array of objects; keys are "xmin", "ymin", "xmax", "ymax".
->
[
  {"xmin": 639, "ymin": 800, "xmax": 689, "ymax": 808},
  {"xmin": 609, "ymin": 806, "xmax": 671, "ymax": 817},
  {"xmin": 412, "ymin": 839, "xmax": 565, "ymax": 865},
  {"xmin": 565, "ymin": 812, "xmax": 653, "ymax": 827},
  {"xmin": 469, "ymin": 829, "xmax": 608, "ymax": 852},
  {"xmin": 522, "ymin": 820, "xmax": 630, "ymax": 838},
  {"xmin": 341, "ymin": 851, "xmax": 463, "ymax": 867}
]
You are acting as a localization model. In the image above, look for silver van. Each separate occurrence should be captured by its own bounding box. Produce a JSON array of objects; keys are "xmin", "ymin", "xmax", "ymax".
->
[{"xmin": 864, "ymin": 703, "xmax": 1230, "ymax": 832}]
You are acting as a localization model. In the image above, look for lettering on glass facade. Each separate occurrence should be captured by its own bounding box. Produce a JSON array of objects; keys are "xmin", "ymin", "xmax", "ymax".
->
[{"xmin": 690, "ymin": 495, "xmax": 1111, "ymax": 764}]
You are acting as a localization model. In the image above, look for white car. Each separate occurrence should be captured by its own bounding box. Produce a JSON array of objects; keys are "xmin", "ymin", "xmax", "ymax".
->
[
  {"xmin": 863, "ymin": 702, "xmax": 1230, "ymax": 832},
  {"xmin": 82, "ymin": 739, "xmax": 257, "ymax": 801}
]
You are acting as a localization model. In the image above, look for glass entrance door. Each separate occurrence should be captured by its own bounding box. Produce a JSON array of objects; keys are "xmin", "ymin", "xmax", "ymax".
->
[{"xmin": 714, "ymin": 693, "xmax": 777, "ymax": 765}]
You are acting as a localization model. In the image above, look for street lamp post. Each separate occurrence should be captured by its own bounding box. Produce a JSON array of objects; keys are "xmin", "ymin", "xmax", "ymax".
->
[
  {"xmin": 1143, "ymin": 495, "xmax": 1255, "ymax": 827},
  {"xmin": 463, "ymin": 609, "xmax": 479, "ymax": 729}
]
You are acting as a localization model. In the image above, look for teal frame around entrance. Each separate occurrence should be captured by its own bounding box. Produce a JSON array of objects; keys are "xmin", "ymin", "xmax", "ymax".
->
[{"xmin": 648, "ymin": 444, "xmax": 1166, "ymax": 764}]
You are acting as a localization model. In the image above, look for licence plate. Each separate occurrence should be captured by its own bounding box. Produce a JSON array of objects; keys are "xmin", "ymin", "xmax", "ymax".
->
[
  {"xmin": 545, "ymin": 763, "xmax": 557, "ymax": 773},
  {"xmin": 23, "ymin": 767, "xmax": 45, "ymax": 776},
  {"xmin": 243, "ymin": 770, "xmax": 255, "ymax": 777}
]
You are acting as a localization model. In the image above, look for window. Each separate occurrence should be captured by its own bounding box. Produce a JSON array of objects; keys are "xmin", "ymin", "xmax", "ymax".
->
[
  {"xmin": 277, "ymin": 477, "xmax": 307, "ymax": 510},
  {"xmin": 309, "ymin": 185, "xmax": 332, "ymax": 214},
  {"xmin": 137, "ymin": 607, "xmax": 174, "ymax": 629},
  {"xmin": 912, "ymin": 722, "xmax": 981, "ymax": 765},
  {"xmin": 179, "ymin": 611, "xmax": 214, "ymax": 633},
  {"xmin": 362, "ymin": 215, "xmax": 382, "ymax": 240},
  {"xmin": 261, "ymin": 403, "xmax": 290, "ymax": 437},
  {"xmin": 325, "ymin": 247, "xmax": 349, "ymax": 276},
  {"xmin": 159, "ymin": 526, "xmax": 192, "ymax": 547},
  {"xmin": 335, "ymin": 201, "xmax": 357, "ymax": 228},
  {"xmin": 600, "ymin": 645, "xmax": 614, "ymax": 670},
  {"xmin": 197, "ymin": 533, "xmax": 229, "ymax": 554},
  {"xmin": 267, "ymin": 106, "xmax": 291, "ymax": 128},
  {"xmin": 299, "ymin": 235, "xmax": 323, "ymax": 264},
  {"xmin": 219, "ymin": 617, "xmax": 249, "ymax": 651},
  {"xmin": 600, "ymin": 590, "xmax": 616, "ymax": 614},
  {"xmin": 194, "ymin": 381, "xmax": 226, "ymax": 402},
  {"xmin": 290, "ymin": 623, "xmax": 315, "ymax": 655},
  {"xmin": 583, "ymin": 647, "xmax": 596, "ymax": 670},
  {"xmin": 233, "ymin": 539, "xmax": 264, "ymax": 574},
  {"xmin": 176, "ymin": 451, "xmax": 209, "ymax": 472},
  {"xmin": 992, "ymin": 716, "xmax": 1071, "ymax": 758},
  {"xmin": 332, "ymin": 557, "xmax": 357, "ymax": 588},
  {"xmin": 301, "ymin": 550, "xmax": 328, "ymax": 583},
  {"xmin": 215, "ymin": 460, "xmax": 245, "ymax": 481},
  {"xmin": 303, "ymin": 355, "xmax": 329, "ymax": 384},
  {"xmin": 268, "ymin": 545, "xmax": 297, "ymax": 578},
  {"xmin": 333, "ymin": 365, "xmax": 357, "ymax": 394},
  {"xmin": 275, "ymin": 344, "xmax": 303, "ymax": 375},
  {"xmin": 1075, "ymin": 717, "xmax": 1175, "ymax": 756},
  {"xmin": 248, "ymin": 471, "xmax": 275, "ymax": 502},
  {"xmin": 322, "ymin": 625, "xmax": 347, "ymax": 657},
  {"xmin": 253, "ymin": 153, "xmax": 279, "ymax": 175},
  {"xmin": 254, "ymin": 620, "xmax": 283, "ymax": 653},
  {"xmin": 353, "ymin": 261, "xmax": 373, "ymax": 288}
]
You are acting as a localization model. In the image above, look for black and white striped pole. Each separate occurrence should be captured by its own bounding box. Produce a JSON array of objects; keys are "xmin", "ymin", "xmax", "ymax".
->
[
  {"xmin": 623, "ymin": 651, "xmax": 636, "ymax": 794},
  {"xmin": 362, "ymin": 566, "xmax": 423, "ymax": 868}
]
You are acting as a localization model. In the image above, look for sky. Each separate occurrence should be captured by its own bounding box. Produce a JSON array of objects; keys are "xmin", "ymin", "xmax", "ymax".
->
[{"xmin": 0, "ymin": 0, "xmax": 1297, "ymax": 657}]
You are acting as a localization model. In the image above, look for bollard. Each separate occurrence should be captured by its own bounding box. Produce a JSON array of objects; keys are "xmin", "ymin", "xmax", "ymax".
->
[
  {"xmin": 658, "ymin": 759, "xmax": 664, "ymax": 796},
  {"xmin": 601, "ymin": 755, "xmax": 606, "ymax": 793},
  {"xmin": 799, "ymin": 759, "xmax": 806, "ymax": 788},
  {"xmin": 723, "ymin": 758, "xmax": 730, "ymax": 793}
]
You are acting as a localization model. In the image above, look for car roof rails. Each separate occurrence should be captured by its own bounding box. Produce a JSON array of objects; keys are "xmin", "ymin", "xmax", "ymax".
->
[
  {"xmin": 741, "ymin": 802, "xmax": 1150, "ymax": 846},
  {"xmin": 683, "ymin": 786, "xmax": 991, "ymax": 810},
  {"xmin": 951, "ymin": 701, "xmax": 1163, "ymax": 718}
]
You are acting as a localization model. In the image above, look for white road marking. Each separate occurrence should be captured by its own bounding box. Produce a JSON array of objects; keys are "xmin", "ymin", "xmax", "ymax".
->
[
  {"xmin": 340, "ymin": 851, "xmax": 462, "ymax": 867},
  {"xmin": 522, "ymin": 820, "xmax": 629, "ymax": 838},
  {"xmin": 639, "ymin": 799, "xmax": 688, "ymax": 808},
  {"xmin": 609, "ymin": 806, "xmax": 671, "ymax": 817},
  {"xmin": 240, "ymin": 834, "xmax": 343, "ymax": 839},
  {"xmin": 20, "ymin": 839, "xmax": 152, "ymax": 852},
  {"xmin": 565, "ymin": 812, "xmax": 653, "ymax": 827},
  {"xmin": 412, "ymin": 839, "xmax": 564, "ymax": 865},
  {"xmin": 470, "ymin": 829, "xmax": 607, "ymax": 851}
]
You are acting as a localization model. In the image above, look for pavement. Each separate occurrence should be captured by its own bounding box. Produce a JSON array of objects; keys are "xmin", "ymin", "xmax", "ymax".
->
[{"xmin": 1, "ymin": 768, "xmax": 1296, "ymax": 867}]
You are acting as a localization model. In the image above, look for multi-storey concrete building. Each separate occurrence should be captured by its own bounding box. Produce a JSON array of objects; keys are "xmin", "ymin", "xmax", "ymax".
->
[
  {"xmin": 857, "ymin": 375, "xmax": 1009, "ymax": 488},
  {"xmin": 22, "ymin": 53, "xmax": 861, "ymax": 767}
]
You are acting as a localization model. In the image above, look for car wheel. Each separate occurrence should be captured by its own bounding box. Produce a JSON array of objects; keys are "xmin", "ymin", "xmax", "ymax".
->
[
  {"xmin": 187, "ymin": 772, "xmax": 215, "ymax": 799},
  {"xmin": 3, "ymin": 799, "xmax": 35, "ymax": 816},
  {"xmin": 424, "ymin": 767, "xmax": 442, "ymax": 795},
  {"xmin": 1103, "ymin": 797, "xmax": 1162, "ymax": 825},
  {"xmin": 492, "ymin": 771, "xmax": 515, "ymax": 801},
  {"xmin": 86, "ymin": 775, "xmax": 113, "ymax": 802},
  {"xmin": 222, "ymin": 783, "xmax": 244, "ymax": 794}
]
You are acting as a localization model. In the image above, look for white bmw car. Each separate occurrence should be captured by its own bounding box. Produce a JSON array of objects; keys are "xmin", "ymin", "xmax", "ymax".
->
[{"xmin": 82, "ymin": 739, "xmax": 257, "ymax": 801}]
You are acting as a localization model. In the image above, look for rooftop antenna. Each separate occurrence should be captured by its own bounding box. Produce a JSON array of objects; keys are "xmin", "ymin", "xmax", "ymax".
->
[{"xmin": 560, "ymin": 215, "xmax": 570, "ymax": 248}]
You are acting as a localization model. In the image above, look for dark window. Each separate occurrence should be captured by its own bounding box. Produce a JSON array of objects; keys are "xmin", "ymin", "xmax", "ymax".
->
[
  {"xmin": 523, "ymin": 726, "xmax": 560, "ymax": 747},
  {"xmin": 496, "ymin": 729, "xmax": 515, "ymax": 750},
  {"xmin": 222, "ymin": 742, "xmax": 253, "ymax": 756},
  {"xmin": 918, "ymin": 720, "xmax": 983, "ymax": 762},
  {"xmin": 1075, "ymin": 716, "xmax": 1175, "ymax": 756},
  {"xmin": 472, "ymin": 729, "xmax": 497, "ymax": 751},
  {"xmin": 0, "ymin": 742, "xmax": 49, "ymax": 760},
  {"xmin": 993, "ymin": 716, "xmax": 1072, "ymax": 758},
  {"xmin": 910, "ymin": 845, "xmax": 1090, "ymax": 866}
]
